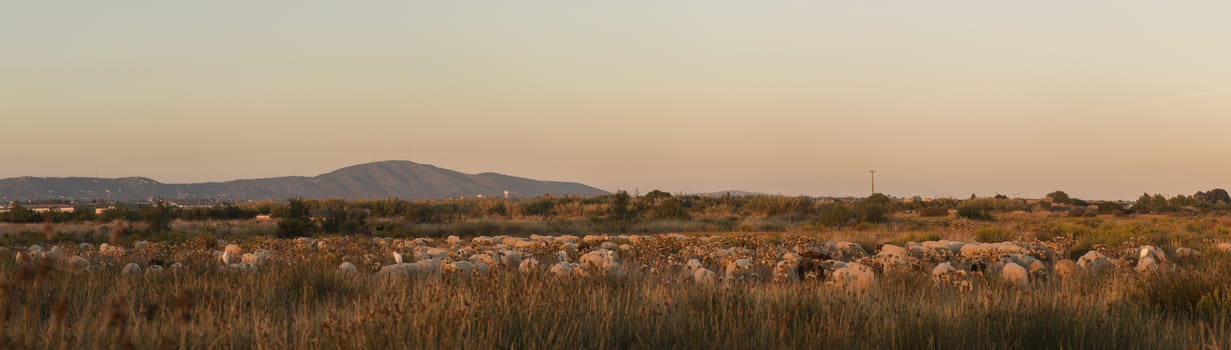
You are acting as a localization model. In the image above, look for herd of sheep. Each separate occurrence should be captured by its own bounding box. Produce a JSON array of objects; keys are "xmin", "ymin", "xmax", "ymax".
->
[{"xmin": 10, "ymin": 233, "xmax": 1231, "ymax": 292}]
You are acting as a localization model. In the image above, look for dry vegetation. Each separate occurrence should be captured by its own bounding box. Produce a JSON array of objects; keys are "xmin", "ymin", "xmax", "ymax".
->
[{"xmin": 3, "ymin": 213, "xmax": 1231, "ymax": 349}]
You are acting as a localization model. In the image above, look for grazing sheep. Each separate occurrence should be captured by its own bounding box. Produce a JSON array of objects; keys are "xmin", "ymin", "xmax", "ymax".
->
[
  {"xmin": 685, "ymin": 259, "xmax": 717, "ymax": 285},
  {"xmin": 772, "ymin": 260, "xmax": 797, "ymax": 283},
  {"xmin": 873, "ymin": 246, "xmax": 918, "ymax": 271},
  {"xmin": 549, "ymin": 251, "xmax": 578, "ymax": 277},
  {"xmin": 441, "ymin": 259, "xmax": 476, "ymax": 275},
  {"xmin": 549, "ymin": 262, "xmax": 577, "ymax": 277},
  {"xmin": 67, "ymin": 256, "xmax": 91, "ymax": 273},
  {"xmin": 470, "ymin": 253, "xmax": 499, "ymax": 268},
  {"xmin": 1216, "ymin": 243, "xmax": 1231, "ymax": 253},
  {"xmin": 725, "ymin": 259, "xmax": 757, "ymax": 282},
  {"xmin": 219, "ymin": 251, "xmax": 238, "ymax": 265},
  {"xmin": 1175, "ymin": 247, "xmax": 1200, "ymax": 258},
  {"xmin": 519, "ymin": 258, "xmax": 541, "ymax": 273},
  {"xmin": 241, "ymin": 253, "xmax": 263, "ymax": 266},
  {"xmin": 1000, "ymin": 261, "xmax": 1029, "ymax": 287},
  {"xmin": 338, "ymin": 262, "xmax": 358, "ymax": 275},
  {"xmin": 580, "ymin": 249, "xmax": 621, "ymax": 274},
  {"xmin": 121, "ymin": 263, "xmax": 142, "ymax": 276},
  {"xmin": 446, "ymin": 235, "xmax": 463, "ymax": 245},
  {"xmin": 931, "ymin": 262, "xmax": 956, "ymax": 279},
  {"xmin": 224, "ymin": 244, "xmax": 244, "ymax": 256},
  {"xmin": 1135, "ymin": 256, "xmax": 1159, "ymax": 273},
  {"xmin": 99, "ymin": 243, "xmax": 126, "ymax": 256},
  {"xmin": 133, "ymin": 241, "xmax": 150, "ymax": 250},
  {"xmin": 500, "ymin": 251, "xmax": 523, "ymax": 269},
  {"xmin": 931, "ymin": 262, "xmax": 969, "ymax": 289},
  {"xmin": 1077, "ymin": 251, "xmax": 1113, "ymax": 275},
  {"xmin": 832, "ymin": 241, "xmax": 869, "ymax": 259},
  {"xmin": 828, "ymin": 263, "xmax": 876, "ymax": 292},
  {"xmin": 15, "ymin": 251, "xmax": 34, "ymax": 264},
  {"xmin": 146, "ymin": 265, "xmax": 165, "ymax": 274},
  {"xmin": 473, "ymin": 262, "xmax": 490, "ymax": 275},
  {"xmin": 1137, "ymin": 245, "xmax": 1168, "ymax": 264},
  {"xmin": 1052, "ymin": 259, "xmax": 1078, "ymax": 279}
]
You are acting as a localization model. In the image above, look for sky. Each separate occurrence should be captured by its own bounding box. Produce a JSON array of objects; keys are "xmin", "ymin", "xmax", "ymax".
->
[{"xmin": 3, "ymin": 1, "xmax": 1231, "ymax": 200}]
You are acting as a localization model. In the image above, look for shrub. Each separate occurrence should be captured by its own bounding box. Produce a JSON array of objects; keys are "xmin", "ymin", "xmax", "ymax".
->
[
  {"xmin": 918, "ymin": 207, "xmax": 950, "ymax": 217},
  {"xmin": 887, "ymin": 232, "xmax": 943, "ymax": 246},
  {"xmin": 957, "ymin": 200, "xmax": 994, "ymax": 221},
  {"xmin": 974, "ymin": 227, "xmax": 1016, "ymax": 242}
]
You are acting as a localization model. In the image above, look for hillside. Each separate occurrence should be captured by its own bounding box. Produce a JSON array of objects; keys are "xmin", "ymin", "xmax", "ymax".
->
[{"xmin": 0, "ymin": 161, "xmax": 608, "ymax": 201}]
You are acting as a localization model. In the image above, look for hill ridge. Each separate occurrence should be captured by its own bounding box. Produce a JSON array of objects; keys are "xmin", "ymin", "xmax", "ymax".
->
[{"xmin": 0, "ymin": 161, "xmax": 608, "ymax": 201}]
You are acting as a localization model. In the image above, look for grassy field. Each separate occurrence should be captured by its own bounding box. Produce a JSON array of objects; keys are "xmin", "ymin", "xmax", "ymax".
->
[{"xmin": 3, "ymin": 213, "xmax": 1231, "ymax": 349}]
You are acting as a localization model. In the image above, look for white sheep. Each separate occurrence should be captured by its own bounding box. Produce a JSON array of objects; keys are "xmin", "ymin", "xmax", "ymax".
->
[
  {"xmin": 470, "ymin": 253, "xmax": 499, "ymax": 267},
  {"xmin": 1175, "ymin": 247, "xmax": 1200, "ymax": 258},
  {"xmin": 15, "ymin": 251, "xmax": 34, "ymax": 264},
  {"xmin": 1137, "ymin": 245, "xmax": 1168, "ymax": 264},
  {"xmin": 441, "ymin": 259, "xmax": 476, "ymax": 275},
  {"xmin": 219, "ymin": 251, "xmax": 237, "ymax": 265},
  {"xmin": 67, "ymin": 256, "xmax": 91, "ymax": 273},
  {"xmin": 1076, "ymin": 251, "xmax": 1113, "ymax": 275},
  {"xmin": 1052, "ymin": 259, "xmax": 1078, "ymax": 279},
  {"xmin": 446, "ymin": 235, "xmax": 463, "ymax": 245},
  {"xmin": 133, "ymin": 240, "xmax": 150, "ymax": 250},
  {"xmin": 121, "ymin": 263, "xmax": 142, "ymax": 276},
  {"xmin": 828, "ymin": 262, "xmax": 876, "ymax": 292},
  {"xmin": 931, "ymin": 262, "xmax": 969, "ymax": 289},
  {"xmin": 519, "ymin": 258, "xmax": 541, "ymax": 273},
  {"xmin": 1000, "ymin": 261, "xmax": 1029, "ymax": 287},
  {"xmin": 146, "ymin": 265, "xmax": 165, "ymax": 274},
  {"xmin": 99, "ymin": 243, "xmax": 126, "ymax": 256},
  {"xmin": 549, "ymin": 251, "xmax": 578, "ymax": 277},
  {"xmin": 725, "ymin": 259, "xmax": 757, "ymax": 282},
  {"xmin": 1135, "ymin": 256, "xmax": 1159, "ymax": 273},
  {"xmin": 473, "ymin": 262, "xmax": 490, "ymax": 275},
  {"xmin": 686, "ymin": 259, "xmax": 717, "ymax": 285},
  {"xmin": 241, "ymin": 253, "xmax": 263, "ymax": 266},
  {"xmin": 500, "ymin": 251, "xmax": 523, "ymax": 269},
  {"xmin": 772, "ymin": 254, "xmax": 802, "ymax": 283},
  {"xmin": 580, "ymin": 249, "xmax": 621, "ymax": 275},
  {"xmin": 338, "ymin": 262, "xmax": 358, "ymax": 275}
]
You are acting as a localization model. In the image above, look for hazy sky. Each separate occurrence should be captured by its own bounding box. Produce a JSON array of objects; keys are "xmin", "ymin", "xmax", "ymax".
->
[{"xmin": 4, "ymin": 1, "xmax": 1231, "ymax": 200}]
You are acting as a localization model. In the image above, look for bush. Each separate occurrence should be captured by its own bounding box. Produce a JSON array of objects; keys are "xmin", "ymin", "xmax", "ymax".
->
[
  {"xmin": 974, "ymin": 227, "xmax": 1016, "ymax": 242},
  {"xmin": 918, "ymin": 207, "xmax": 950, "ymax": 217},
  {"xmin": 887, "ymin": 232, "xmax": 943, "ymax": 246},
  {"xmin": 957, "ymin": 200, "xmax": 994, "ymax": 221}
]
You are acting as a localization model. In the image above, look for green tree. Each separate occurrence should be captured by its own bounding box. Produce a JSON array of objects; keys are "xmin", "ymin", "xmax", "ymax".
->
[
  {"xmin": 610, "ymin": 191, "xmax": 633, "ymax": 221},
  {"xmin": 276, "ymin": 198, "xmax": 314, "ymax": 238},
  {"xmin": 139, "ymin": 200, "xmax": 176, "ymax": 233},
  {"xmin": 1046, "ymin": 191, "xmax": 1072, "ymax": 204}
]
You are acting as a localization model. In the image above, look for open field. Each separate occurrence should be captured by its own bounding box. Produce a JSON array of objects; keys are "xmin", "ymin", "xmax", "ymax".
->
[{"xmin": 4, "ymin": 213, "xmax": 1231, "ymax": 349}]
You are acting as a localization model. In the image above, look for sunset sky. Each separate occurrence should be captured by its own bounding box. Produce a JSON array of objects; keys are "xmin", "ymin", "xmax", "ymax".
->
[{"xmin": 3, "ymin": 1, "xmax": 1231, "ymax": 200}]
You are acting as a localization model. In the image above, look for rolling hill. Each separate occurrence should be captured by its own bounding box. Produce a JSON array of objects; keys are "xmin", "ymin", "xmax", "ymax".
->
[{"xmin": 0, "ymin": 161, "xmax": 608, "ymax": 201}]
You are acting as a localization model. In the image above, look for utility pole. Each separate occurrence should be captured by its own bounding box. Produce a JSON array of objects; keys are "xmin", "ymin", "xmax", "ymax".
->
[{"xmin": 869, "ymin": 170, "xmax": 876, "ymax": 195}]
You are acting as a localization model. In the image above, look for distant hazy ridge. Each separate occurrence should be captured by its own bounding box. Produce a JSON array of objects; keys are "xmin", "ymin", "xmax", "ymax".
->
[{"xmin": 0, "ymin": 161, "xmax": 609, "ymax": 201}]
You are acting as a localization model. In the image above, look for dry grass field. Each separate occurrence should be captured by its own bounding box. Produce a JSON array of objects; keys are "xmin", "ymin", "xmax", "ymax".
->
[{"xmin": 3, "ymin": 214, "xmax": 1231, "ymax": 349}]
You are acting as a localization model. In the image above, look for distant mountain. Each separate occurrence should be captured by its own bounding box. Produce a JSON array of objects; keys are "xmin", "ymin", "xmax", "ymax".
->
[{"xmin": 0, "ymin": 161, "xmax": 609, "ymax": 202}]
